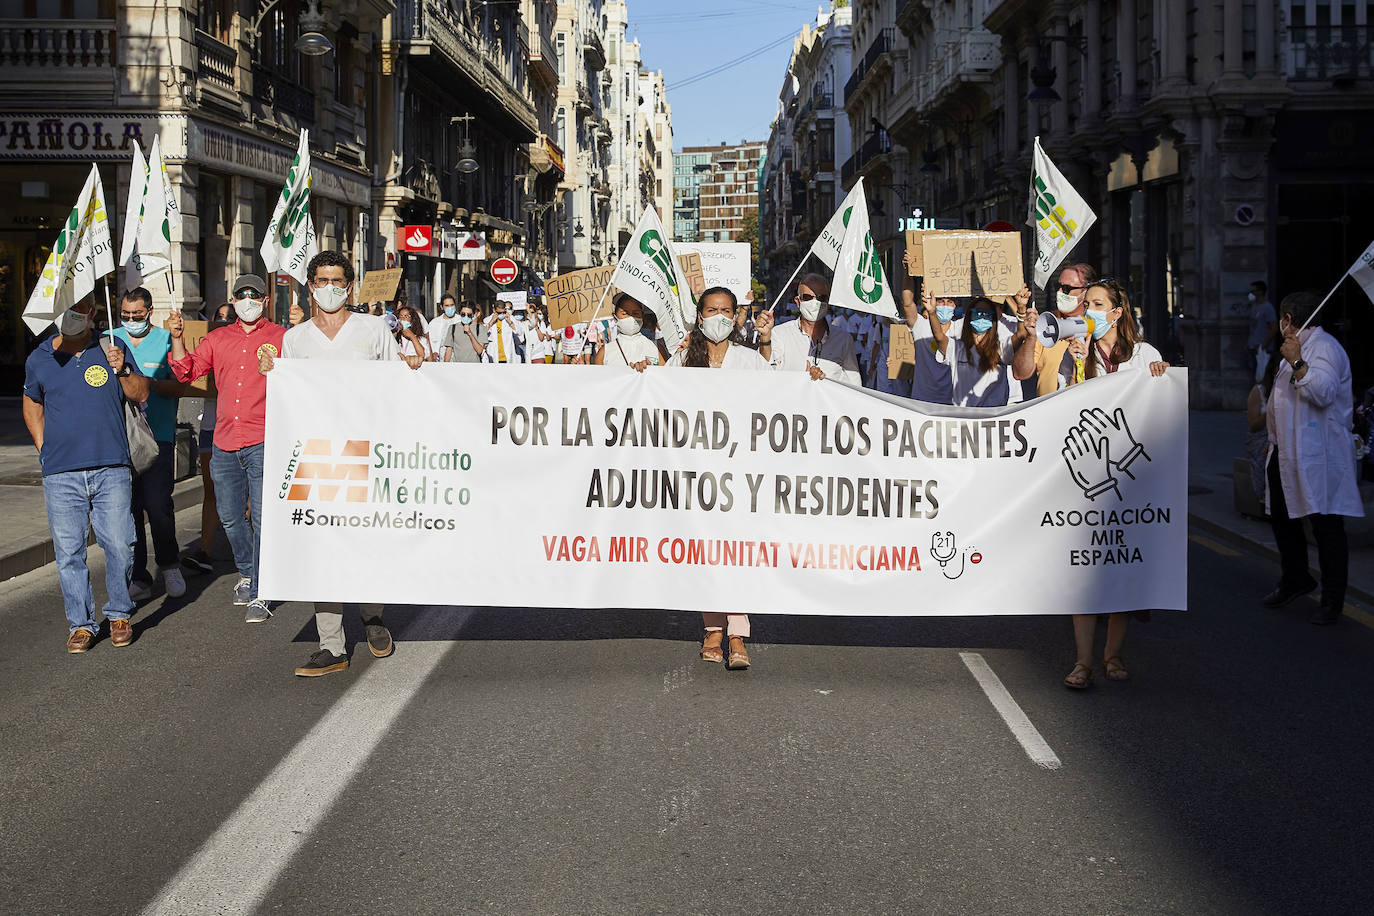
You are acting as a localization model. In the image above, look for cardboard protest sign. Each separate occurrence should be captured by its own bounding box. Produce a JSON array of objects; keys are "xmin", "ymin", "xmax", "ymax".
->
[
  {"xmin": 887, "ymin": 323, "xmax": 915, "ymax": 381},
  {"xmin": 357, "ymin": 268, "xmax": 403, "ymax": 305},
  {"xmin": 178, "ymin": 319, "xmax": 212, "ymax": 394},
  {"xmin": 904, "ymin": 229, "xmax": 970, "ymax": 276},
  {"xmin": 545, "ymin": 265, "xmax": 616, "ymax": 329},
  {"xmin": 676, "ymin": 252, "xmax": 705, "ymax": 300},
  {"xmin": 675, "ymin": 242, "xmax": 750, "ymax": 301},
  {"xmin": 919, "ymin": 232, "xmax": 1024, "ymax": 298}
]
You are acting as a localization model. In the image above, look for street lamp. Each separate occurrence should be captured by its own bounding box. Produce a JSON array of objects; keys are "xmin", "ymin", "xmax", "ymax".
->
[
  {"xmin": 247, "ymin": 0, "xmax": 334, "ymax": 57},
  {"xmin": 451, "ymin": 115, "xmax": 479, "ymax": 173},
  {"xmin": 1026, "ymin": 34, "xmax": 1089, "ymax": 106}
]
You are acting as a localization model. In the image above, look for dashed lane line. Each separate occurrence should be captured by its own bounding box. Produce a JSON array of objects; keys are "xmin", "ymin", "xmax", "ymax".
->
[
  {"xmin": 1188, "ymin": 533, "xmax": 1241, "ymax": 557},
  {"xmin": 139, "ymin": 641, "xmax": 452, "ymax": 916},
  {"xmin": 959, "ymin": 651, "xmax": 1062, "ymax": 771}
]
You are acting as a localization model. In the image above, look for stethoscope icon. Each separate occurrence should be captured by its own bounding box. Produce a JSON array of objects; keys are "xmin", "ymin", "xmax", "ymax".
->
[{"xmin": 930, "ymin": 532, "xmax": 982, "ymax": 580}]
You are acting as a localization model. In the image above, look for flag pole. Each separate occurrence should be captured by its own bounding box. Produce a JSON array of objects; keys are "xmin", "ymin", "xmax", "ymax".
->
[
  {"xmin": 101, "ymin": 274, "xmax": 115, "ymax": 353},
  {"xmin": 767, "ymin": 256, "xmax": 808, "ymax": 313},
  {"xmin": 1298, "ymin": 271, "xmax": 1348, "ymax": 331}
]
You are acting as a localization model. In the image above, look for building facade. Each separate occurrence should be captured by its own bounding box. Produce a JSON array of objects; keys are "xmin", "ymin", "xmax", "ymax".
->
[
  {"xmin": 641, "ymin": 69, "xmax": 674, "ymax": 225},
  {"xmin": 696, "ymin": 141, "xmax": 766, "ymax": 242},
  {"xmin": 829, "ymin": 0, "xmax": 1373, "ymax": 407},
  {"xmin": 672, "ymin": 147, "xmax": 712, "ymax": 241}
]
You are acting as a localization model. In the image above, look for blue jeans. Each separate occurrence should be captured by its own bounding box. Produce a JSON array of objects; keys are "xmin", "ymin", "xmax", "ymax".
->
[
  {"xmin": 42, "ymin": 466, "xmax": 136, "ymax": 634},
  {"xmin": 131, "ymin": 440, "xmax": 178, "ymax": 583},
  {"xmin": 210, "ymin": 443, "xmax": 264, "ymax": 599}
]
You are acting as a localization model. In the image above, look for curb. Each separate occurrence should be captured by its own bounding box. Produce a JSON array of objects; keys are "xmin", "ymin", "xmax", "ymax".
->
[
  {"xmin": 1188, "ymin": 511, "xmax": 1374, "ymax": 607},
  {"xmin": 0, "ymin": 476, "xmax": 205, "ymax": 583}
]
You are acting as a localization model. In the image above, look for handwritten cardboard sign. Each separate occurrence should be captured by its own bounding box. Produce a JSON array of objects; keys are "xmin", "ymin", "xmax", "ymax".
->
[
  {"xmin": 887, "ymin": 323, "xmax": 915, "ymax": 381},
  {"xmin": 919, "ymin": 231, "xmax": 1024, "ymax": 298},
  {"xmin": 357, "ymin": 268, "xmax": 403, "ymax": 305},
  {"xmin": 676, "ymin": 252, "xmax": 705, "ymax": 299},
  {"xmin": 546, "ymin": 265, "xmax": 616, "ymax": 329},
  {"xmin": 904, "ymin": 229, "xmax": 968, "ymax": 276}
]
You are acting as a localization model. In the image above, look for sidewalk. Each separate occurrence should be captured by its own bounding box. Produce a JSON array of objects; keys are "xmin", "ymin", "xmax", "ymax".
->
[
  {"xmin": 1187, "ymin": 409, "xmax": 1374, "ymax": 604},
  {"xmin": 0, "ymin": 397, "xmax": 204, "ymax": 582}
]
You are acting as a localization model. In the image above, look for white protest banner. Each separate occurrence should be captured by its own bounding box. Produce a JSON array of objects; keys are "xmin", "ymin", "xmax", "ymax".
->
[
  {"xmin": 134, "ymin": 134, "xmax": 180, "ymax": 283},
  {"xmin": 261, "ymin": 129, "xmax": 318, "ymax": 285},
  {"xmin": 22, "ymin": 163, "xmax": 115, "ymax": 333},
  {"xmin": 831, "ymin": 178, "xmax": 900, "ymax": 319},
  {"xmin": 766, "ymin": 181, "xmax": 865, "ymax": 310},
  {"xmin": 260, "ymin": 364, "xmax": 1188, "ymax": 615},
  {"xmin": 118, "ymin": 141, "xmax": 148, "ymax": 287},
  {"xmin": 497, "ymin": 290, "xmax": 528, "ymax": 310},
  {"xmin": 675, "ymin": 242, "xmax": 751, "ymax": 302},
  {"xmin": 610, "ymin": 206, "xmax": 690, "ymax": 350},
  {"xmin": 1028, "ymin": 136, "xmax": 1096, "ymax": 290}
]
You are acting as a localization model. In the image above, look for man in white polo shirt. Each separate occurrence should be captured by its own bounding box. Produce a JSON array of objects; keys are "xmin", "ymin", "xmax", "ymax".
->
[
  {"xmin": 768, "ymin": 273, "xmax": 862, "ymax": 385},
  {"xmin": 261, "ymin": 250, "xmax": 423, "ymax": 678}
]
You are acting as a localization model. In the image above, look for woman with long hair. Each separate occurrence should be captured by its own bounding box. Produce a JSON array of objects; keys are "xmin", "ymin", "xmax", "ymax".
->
[
  {"xmin": 1059, "ymin": 279, "xmax": 1170, "ymax": 689},
  {"xmin": 394, "ymin": 305, "xmax": 429, "ymax": 361},
  {"xmin": 667, "ymin": 286, "xmax": 774, "ymax": 668},
  {"xmin": 924, "ymin": 289, "xmax": 1029, "ymax": 407}
]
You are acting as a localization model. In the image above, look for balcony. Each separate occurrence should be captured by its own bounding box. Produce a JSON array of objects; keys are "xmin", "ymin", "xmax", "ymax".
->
[
  {"xmin": 253, "ymin": 63, "xmax": 315, "ymax": 124},
  {"xmin": 844, "ymin": 28, "xmax": 896, "ymax": 106},
  {"xmin": 1286, "ymin": 24, "xmax": 1373, "ymax": 80},
  {"xmin": 194, "ymin": 29, "xmax": 241, "ymax": 114},
  {"xmin": 921, "ymin": 29, "xmax": 1001, "ymax": 109},
  {"xmin": 0, "ymin": 18, "xmax": 115, "ymax": 104},
  {"xmin": 527, "ymin": 23, "xmax": 557, "ymax": 88},
  {"xmin": 398, "ymin": 0, "xmax": 538, "ymax": 136},
  {"xmin": 799, "ymin": 91, "xmax": 834, "ymax": 122},
  {"xmin": 841, "ymin": 152, "xmax": 857, "ymax": 184},
  {"xmin": 584, "ymin": 30, "xmax": 605, "ymax": 71}
]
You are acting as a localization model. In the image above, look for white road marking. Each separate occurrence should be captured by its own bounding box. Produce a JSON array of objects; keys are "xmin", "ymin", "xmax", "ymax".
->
[
  {"xmin": 140, "ymin": 641, "xmax": 452, "ymax": 916},
  {"xmin": 959, "ymin": 651, "xmax": 1062, "ymax": 771}
]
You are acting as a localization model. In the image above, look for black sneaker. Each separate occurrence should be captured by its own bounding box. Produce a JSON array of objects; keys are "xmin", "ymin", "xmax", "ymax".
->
[
  {"xmin": 294, "ymin": 649, "xmax": 349, "ymax": 677},
  {"xmin": 364, "ymin": 620, "xmax": 394, "ymax": 659},
  {"xmin": 1261, "ymin": 576, "xmax": 1318, "ymax": 608},
  {"xmin": 181, "ymin": 549, "xmax": 214, "ymax": 575}
]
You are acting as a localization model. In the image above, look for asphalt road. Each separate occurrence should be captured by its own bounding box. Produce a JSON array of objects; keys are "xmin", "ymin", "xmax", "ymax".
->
[{"xmin": 1, "ymin": 506, "xmax": 1372, "ymax": 915}]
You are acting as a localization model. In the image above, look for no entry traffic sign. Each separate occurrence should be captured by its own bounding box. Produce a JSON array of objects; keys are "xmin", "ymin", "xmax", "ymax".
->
[{"xmin": 491, "ymin": 258, "xmax": 519, "ymax": 285}]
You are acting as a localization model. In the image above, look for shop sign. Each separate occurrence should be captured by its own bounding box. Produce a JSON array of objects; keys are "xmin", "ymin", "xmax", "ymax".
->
[
  {"xmin": 439, "ymin": 223, "xmax": 459, "ymax": 259},
  {"xmin": 0, "ymin": 112, "xmax": 185, "ymax": 160},
  {"xmin": 399, "ymin": 225, "xmax": 434, "ymax": 253},
  {"xmin": 187, "ymin": 120, "xmax": 370, "ymax": 206},
  {"xmin": 456, "ymin": 230, "xmax": 487, "ymax": 261}
]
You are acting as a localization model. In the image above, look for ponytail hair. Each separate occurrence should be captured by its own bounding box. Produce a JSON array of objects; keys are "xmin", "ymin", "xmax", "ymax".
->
[
  {"xmin": 684, "ymin": 287, "xmax": 740, "ymax": 368},
  {"xmin": 1083, "ymin": 280, "xmax": 1142, "ymax": 378}
]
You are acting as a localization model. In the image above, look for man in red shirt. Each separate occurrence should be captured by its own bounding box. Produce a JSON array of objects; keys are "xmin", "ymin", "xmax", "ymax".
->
[{"xmin": 168, "ymin": 274, "xmax": 284, "ymax": 623}]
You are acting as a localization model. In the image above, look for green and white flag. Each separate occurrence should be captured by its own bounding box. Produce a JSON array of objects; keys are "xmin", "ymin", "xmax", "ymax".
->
[
  {"xmin": 1028, "ymin": 136, "xmax": 1096, "ymax": 289},
  {"xmin": 813, "ymin": 180, "xmax": 866, "ymax": 270},
  {"xmin": 23, "ymin": 163, "xmax": 115, "ymax": 333},
  {"xmin": 609, "ymin": 205, "xmax": 690, "ymax": 351},
  {"xmin": 261, "ymin": 129, "xmax": 318, "ymax": 285},
  {"xmin": 830, "ymin": 178, "xmax": 898, "ymax": 319},
  {"xmin": 134, "ymin": 134, "xmax": 181, "ymax": 283},
  {"xmin": 117, "ymin": 141, "xmax": 148, "ymax": 287}
]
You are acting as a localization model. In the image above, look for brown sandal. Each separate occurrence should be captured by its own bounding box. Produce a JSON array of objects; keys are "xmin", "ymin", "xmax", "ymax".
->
[
  {"xmin": 726, "ymin": 636, "xmax": 750, "ymax": 670},
  {"xmin": 1103, "ymin": 656, "xmax": 1129, "ymax": 681},
  {"xmin": 1063, "ymin": 662, "xmax": 1093, "ymax": 689},
  {"xmin": 700, "ymin": 631, "xmax": 724, "ymax": 664}
]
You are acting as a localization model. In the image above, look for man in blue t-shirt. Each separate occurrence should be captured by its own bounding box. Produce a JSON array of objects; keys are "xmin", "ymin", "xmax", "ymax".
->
[
  {"xmin": 22, "ymin": 298, "xmax": 150, "ymax": 653},
  {"xmin": 113, "ymin": 286, "xmax": 185, "ymax": 601}
]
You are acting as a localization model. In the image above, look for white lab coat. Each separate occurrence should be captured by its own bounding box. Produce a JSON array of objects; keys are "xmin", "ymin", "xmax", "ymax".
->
[{"xmin": 1264, "ymin": 327, "xmax": 1364, "ymax": 518}]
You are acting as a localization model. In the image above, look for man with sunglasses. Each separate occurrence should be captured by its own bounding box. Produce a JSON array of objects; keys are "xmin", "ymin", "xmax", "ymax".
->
[
  {"xmin": 168, "ymin": 274, "xmax": 285, "ymax": 624},
  {"xmin": 767, "ymin": 274, "xmax": 857, "ymax": 384},
  {"xmin": 1012, "ymin": 262, "xmax": 1098, "ymax": 396}
]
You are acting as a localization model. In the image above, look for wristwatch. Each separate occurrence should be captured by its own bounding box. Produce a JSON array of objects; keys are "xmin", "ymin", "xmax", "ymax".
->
[
  {"xmin": 1289, "ymin": 359, "xmax": 1306, "ymax": 383},
  {"xmin": 116, "ymin": 364, "xmax": 132, "ymax": 378}
]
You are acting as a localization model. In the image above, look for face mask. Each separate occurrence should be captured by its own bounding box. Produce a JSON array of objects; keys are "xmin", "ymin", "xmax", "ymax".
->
[
  {"xmin": 444, "ymin": 305, "xmax": 457, "ymax": 318},
  {"xmin": 1086, "ymin": 309, "xmax": 1112, "ymax": 340},
  {"xmin": 235, "ymin": 298, "xmax": 264, "ymax": 323},
  {"xmin": 1247, "ymin": 292, "xmax": 1257, "ymax": 303},
  {"xmin": 616, "ymin": 316, "xmax": 643, "ymax": 337},
  {"xmin": 313, "ymin": 284, "xmax": 349, "ymax": 313},
  {"xmin": 460, "ymin": 315, "xmax": 474, "ymax": 326},
  {"xmin": 700, "ymin": 314, "xmax": 734, "ymax": 343},
  {"xmin": 122, "ymin": 318, "xmax": 150, "ymax": 337},
  {"xmin": 798, "ymin": 298, "xmax": 825, "ymax": 322},
  {"xmin": 58, "ymin": 309, "xmax": 92, "ymax": 336},
  {"xmin": 935, "ymin": 305, "xmax": 955, "ymax": 324},
  {"xmin": 1056, "ymin": 290, "xmax": 1079, "ymax": 314},
  {"xmin": 969, "ymin": 314, "xmax": 994, "ymax": 335}
]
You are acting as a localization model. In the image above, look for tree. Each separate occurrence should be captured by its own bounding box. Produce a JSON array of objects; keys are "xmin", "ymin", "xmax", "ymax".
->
[{"xmin": 738, "ymin": 211, "xmax": 766, "ymax": 302}]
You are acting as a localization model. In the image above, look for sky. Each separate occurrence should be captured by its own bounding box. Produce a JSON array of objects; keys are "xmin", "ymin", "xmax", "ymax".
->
[{"xmin": 627, "ymin": 0, "xmax": 820, "ymax": 151}]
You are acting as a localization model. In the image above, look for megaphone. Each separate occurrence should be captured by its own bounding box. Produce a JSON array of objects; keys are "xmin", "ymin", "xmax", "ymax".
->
[{"xmin": 1035, "ymin": 311, "xmax": 1097, "ymax": 348}]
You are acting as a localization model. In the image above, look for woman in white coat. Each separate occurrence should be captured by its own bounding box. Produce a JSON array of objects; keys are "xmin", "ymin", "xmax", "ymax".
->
[{"xmin": 1262, "ymin": 291, "xmax": 1364, "ymax": 625}]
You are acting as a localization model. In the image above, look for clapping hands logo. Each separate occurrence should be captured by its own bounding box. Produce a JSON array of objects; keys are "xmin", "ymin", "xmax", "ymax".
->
[{"xmin": 1062, "ymin": 407, "xmax": 1150, "ymax": 501}]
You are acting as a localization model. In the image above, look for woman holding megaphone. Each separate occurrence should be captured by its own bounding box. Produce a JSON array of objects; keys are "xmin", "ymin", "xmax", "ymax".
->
[{"xmin": 1059, "ymin": 279, "xmax": 1171, "ymax": 689}]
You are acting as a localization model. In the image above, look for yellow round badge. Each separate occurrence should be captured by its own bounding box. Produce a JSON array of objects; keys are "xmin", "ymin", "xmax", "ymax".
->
[
  {"xmin": 257, "ymin": 343, "xmax": 279, "ymax": 360},
  {"xmin": 84, "ymin": 365, "xmax": 109, "ymax": 388}
]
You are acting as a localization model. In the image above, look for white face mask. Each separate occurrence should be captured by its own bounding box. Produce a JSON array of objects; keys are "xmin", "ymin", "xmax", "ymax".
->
[
  {"xmin": 58, "ymin": 309, "xmax": 92, "ymax": 336},
  {"xmin": 313, "ymin": 284, "xmax": 350, "ymax": 313},
  {"xmin": 700, "ymin": 314, "xmax": 734, "ymax": 343},
  {"xmin": 616, "ymin": 316, "xmax": 643, "ymax": 337},
  {"xmin": 1248, "ymin": 292, "xmax": 1257, "ymax": 303},
  {"xmin": 799, "ymin": 298, "xmax": 826, "ymax": 322},
  {"xmin": 1056, "ymin": 290, "xmax": 1079, "ymax": 314},
  {"xmin": 235, "ymin": 297, "xmax": 264, "ymax": 323}
]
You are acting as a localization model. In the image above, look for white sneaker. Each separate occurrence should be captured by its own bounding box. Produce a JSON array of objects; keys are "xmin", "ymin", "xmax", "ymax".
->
[{"xmin": 162, "ymin": 566, "xmax": 187, "ymax": 598}]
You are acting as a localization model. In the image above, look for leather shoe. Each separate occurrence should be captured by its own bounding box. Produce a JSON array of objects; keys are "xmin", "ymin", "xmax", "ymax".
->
[
  {"xmin": 66, "ymin": 629, "xmax": 94, "ymax": 654},
  {"xmin": 1261, "ymin": 577, "xmax": 1317, "ymax": 608},
  {"xmin": 109, "ymin": 618, "xmax": 133, "ymax": 647},
  {"xmin": 1311, "ymin": 607, "xmax": 1342, "ymax": 626}
]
